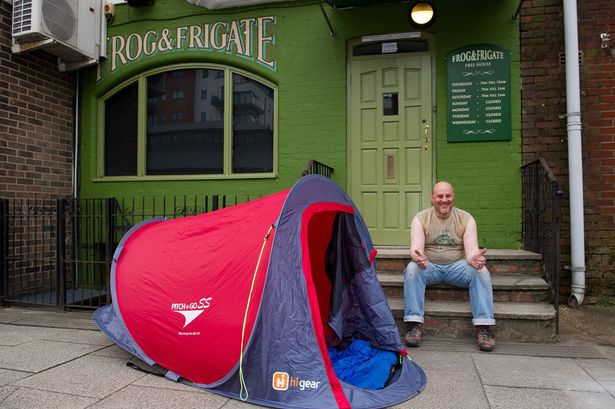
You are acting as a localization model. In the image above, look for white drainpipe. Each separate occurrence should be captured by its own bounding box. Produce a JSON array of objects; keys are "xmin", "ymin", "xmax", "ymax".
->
[
  {"xmin": 72, "ymin": 70, "xmax": 80, "ymax": 199},
  {"xmin": 563, "ymin": 0, "xmax": 586, "ymax": 307}
]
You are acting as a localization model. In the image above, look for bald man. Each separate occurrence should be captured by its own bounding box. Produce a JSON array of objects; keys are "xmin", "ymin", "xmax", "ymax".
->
[{"xmin": 403, "ymin": 181, "xmax": 496, "ymax": 351}]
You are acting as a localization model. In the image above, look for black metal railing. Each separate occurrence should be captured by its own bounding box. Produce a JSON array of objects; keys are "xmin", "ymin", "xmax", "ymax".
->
[
  {"xmin": 521, "ymin": 158, "xmax": 564, "ymax": 332},
  {"xmin": 0, "ymin": 194, "xmax": 254, "ymax": 310},
  {"xmin": 0, "ymin": 198, "xmax": 61, "ymax": 307},
  {"xmin": 301, "ymin": 160, "xmax": 334, "ymax": 179}
]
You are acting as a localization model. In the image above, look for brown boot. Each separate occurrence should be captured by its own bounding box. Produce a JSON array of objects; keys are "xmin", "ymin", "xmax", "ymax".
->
[
  {"xmin": 476, "ymin": 325, "xmax": 495, "ymax": 352},
  {"xmin": 404, "ymin": 322, "xmax": 423, "ymax": 347}
]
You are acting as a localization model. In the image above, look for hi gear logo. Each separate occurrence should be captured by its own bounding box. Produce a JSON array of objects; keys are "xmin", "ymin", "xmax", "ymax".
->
[
  {"xmin": 272, "ymin": 372, "xmax": 289, "ymax": 391},
  {"xmin": 272, "ymin": 372, "xmax": 321, "ymax": 391},
  {"xmin": 170, "ymin": 297, "xmax": 212, "ymax": 328}
]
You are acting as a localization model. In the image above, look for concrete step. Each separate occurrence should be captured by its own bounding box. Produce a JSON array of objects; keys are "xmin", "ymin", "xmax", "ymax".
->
[
  {"xmin": 375, "ymin": 247, "xmax": 543, "ymax": 276},
  {"xmin": 374, "ymin": 247, "xmax": 556, "ymax": 343},
  {"xmin": 388, "ymin": 298, "xmax": 557, "ymax": 343},
  {"xmin": 378, "ymin": 273, "xmax": 551, "ymax": 303}
]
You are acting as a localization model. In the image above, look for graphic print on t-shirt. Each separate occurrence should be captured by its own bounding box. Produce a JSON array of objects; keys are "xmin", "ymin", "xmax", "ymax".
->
[{"xmin": 433, "ymin": 228, "xmax": 456, "ymax": 247}]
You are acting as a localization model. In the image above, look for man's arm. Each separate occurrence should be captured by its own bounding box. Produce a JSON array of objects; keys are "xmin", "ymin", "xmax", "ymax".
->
[
  {"xmin": 463, "ymin": 216, "xmax": 486, "ymax": 270},
  {"xmin": 410, "ymin": 216, "xmax": 428, "ymax": 269}
]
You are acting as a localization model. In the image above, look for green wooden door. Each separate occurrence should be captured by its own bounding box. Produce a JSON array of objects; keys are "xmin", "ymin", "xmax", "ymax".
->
[{"xmin": 349, "ymin": 53, "xmax": 433, "ymax": 245}]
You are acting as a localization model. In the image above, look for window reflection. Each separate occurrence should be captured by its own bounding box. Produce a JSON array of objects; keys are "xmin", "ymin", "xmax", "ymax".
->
[
  {"xmin": 146, "ymin": 69, "xmax": 224, "ymax": 175},
  {"xmin": 232, "ymin": 73, "xmax": 274, "ymax": 173},
  {"xmin": 104, "ymin": 67, "xmax": 275, "ymax": 177},
  {"xmin": 383, "ymin": 93, "xmax": 398, "ymax": 116},
  {"xmin": 105, "ymin": 83, "xmax": 138, "ymax": 176}
]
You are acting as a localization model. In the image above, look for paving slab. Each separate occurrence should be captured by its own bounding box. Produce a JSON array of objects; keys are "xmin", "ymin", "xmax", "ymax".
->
[
  {"xmin": 0, "ymin": 340, "xmax": 100, "ymax": 372},
  {"xmin": 389, "ymin": 370, "xmax": 489, "ymax": 409},
  {"xmin": 12, "ymin": 354, "xmax": 146, "ymax": 399},
  {"xmin": 0, "ymin": 324, "xmax": 69, "ymax": 346},
  {"xmin": 88, "ymin": 384, "xmax": 230, "ymax": 409},
  {"xmin": 44, "ymin": 329, "xmax": 113, "ymax": 346},
  {"xmin": 0, "ymin": 387, "xmax": 98, "ymax": 409},
  {"xmin": 594, "ymin": 345, "xmax": 615, "ymax": 360},
  {"xmin": 599, "ymin": 381, "xmax": 615, "ymax": 396},
  {"xmin": 132, "ymin": 373, "xmax": 205, "ymax": 392},
  {"xmin": 0, "ymin": 308, "xmax": 95, "ymax": 331},
  {"xmin": 387, "ymin": 351, "xmax": 487, "ymax": 409},
  {"xmin": 576, "ymin": 358, "xmax": 615, "ymax": 381},
  {"xmin": 417, "ymin": 338, "xmax": 604, "ymax": 359},
  {"xmin": 90, "ymin": 344, "xmax": 134, "ymax": 359},
  {"xmin": 484, "ymin": 385, "xmax": 615, "ymax": 409},
  {"xmin": 409, "ymin": 350, "xmax": 482, "ymax": 376},
  {"xmin": 473, "ymin": 354, "xmax": 605, "ymax": 392},
  {"xmin": 575, "ymin": 358, "xmax": 615, "ymax": 396},
  {"xmin": 0, "ymin": 385, "xmax": 18, "ymax": 402},
  {"xmin": 0, "ymin": 369, "xmax": 29, "ymax": 387},
  {"xmin": 131, "ymin": 372, "xmax": 331, "ymax": 409}
]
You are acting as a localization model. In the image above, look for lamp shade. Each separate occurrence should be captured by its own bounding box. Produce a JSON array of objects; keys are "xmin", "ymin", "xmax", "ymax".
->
[{"xmin": 409, "ymin": 1, "xmax": 435, "ymax": 28}]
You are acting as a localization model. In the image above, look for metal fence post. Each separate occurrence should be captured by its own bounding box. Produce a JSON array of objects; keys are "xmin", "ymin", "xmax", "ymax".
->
[
  {"xmin": 56, "ymin": 199, "xmax": 66, "ymax": 309},
  {"xmin": 105, "ymin": 198, "xmax": 115, "ymax": 304}
]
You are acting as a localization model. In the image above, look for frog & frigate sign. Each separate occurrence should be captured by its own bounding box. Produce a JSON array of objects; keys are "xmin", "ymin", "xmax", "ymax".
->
[{"xmin": 447, "ymin": 44, "xmax": 511, "ymax": 142}]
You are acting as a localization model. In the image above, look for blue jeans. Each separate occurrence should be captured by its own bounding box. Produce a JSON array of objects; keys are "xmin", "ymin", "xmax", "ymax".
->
[{"xmin": 403, "ymin": 259, "xmax": 496, "ymax": 326}]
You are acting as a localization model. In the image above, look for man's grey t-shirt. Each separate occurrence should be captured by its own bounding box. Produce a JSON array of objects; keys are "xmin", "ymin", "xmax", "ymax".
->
[{"xmin": 414, "ymin": 207, "xmax": 471, "ymax": 265}]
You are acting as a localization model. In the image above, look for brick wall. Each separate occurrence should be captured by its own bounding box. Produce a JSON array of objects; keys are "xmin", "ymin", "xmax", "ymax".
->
[
  {"xmin": 521, "ymin": 0, "xmax": 615, "ymax": 299},
  {"xmin": 0, "ymin": 2, "xmax": 75, "ymax": 199}
]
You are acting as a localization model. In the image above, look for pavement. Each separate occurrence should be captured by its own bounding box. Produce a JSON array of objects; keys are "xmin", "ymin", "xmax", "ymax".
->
[{"xmin": 0, "ymin": 306, "xmax": 614, "ymax": 408}]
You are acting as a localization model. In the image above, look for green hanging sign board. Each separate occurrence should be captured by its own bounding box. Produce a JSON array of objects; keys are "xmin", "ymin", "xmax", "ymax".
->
[{"xmin": 446, "ymin": 44, "xmax": 512, "ymax": 142}]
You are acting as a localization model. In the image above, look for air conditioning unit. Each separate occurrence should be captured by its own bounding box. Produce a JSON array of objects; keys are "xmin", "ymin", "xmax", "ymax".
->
[{"xmin": 11, "ymin": 0, "xmax": 106, "ymax": 71}]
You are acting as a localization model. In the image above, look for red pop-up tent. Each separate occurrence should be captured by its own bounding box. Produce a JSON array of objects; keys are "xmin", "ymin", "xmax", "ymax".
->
[{"xmin": 95, "ymin": 175, "xmax": 426, "ymax": 408}]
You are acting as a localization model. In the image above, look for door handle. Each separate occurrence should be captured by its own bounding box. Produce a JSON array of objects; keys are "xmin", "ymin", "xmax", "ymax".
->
[{"xmin": 423, "ymin": 125, "xmax": 430, "ymax": 151}]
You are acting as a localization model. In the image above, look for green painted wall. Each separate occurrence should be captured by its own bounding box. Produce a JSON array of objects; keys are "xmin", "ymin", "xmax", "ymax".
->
[
  {"xmin": 79, "ymin": 0, "xmax": 521, "ymax": 248},
  {"xmin": 433, "ymin": 2, "xmax": 522, "ymax": 248}
]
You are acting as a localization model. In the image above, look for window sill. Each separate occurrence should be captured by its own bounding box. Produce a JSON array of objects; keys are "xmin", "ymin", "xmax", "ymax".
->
[{"xmin": 93, "ymin": 172, "xmax": 277, "ymax": 182}]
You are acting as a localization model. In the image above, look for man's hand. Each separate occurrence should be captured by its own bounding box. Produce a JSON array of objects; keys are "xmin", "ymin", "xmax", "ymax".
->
[
  {"xmin": 414, "ymin": 249, "xmax": 429, "ymax": 269},
  {"xmin": 469, "ymin": 248, "xmax": 487, "ymax": 270}
]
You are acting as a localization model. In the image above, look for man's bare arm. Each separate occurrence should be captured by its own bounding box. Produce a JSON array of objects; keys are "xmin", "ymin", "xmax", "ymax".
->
[
  {"xmin": 463, "ymin": 216, "xmax": 486, "ymax": 270},
  {"xmin": 410, "ymin": 216, "xmax": 428, "ymax": 269}
]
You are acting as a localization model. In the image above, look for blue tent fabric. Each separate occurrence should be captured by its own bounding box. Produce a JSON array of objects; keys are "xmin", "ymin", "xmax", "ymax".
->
[
  {"xmin": 324, "ymin": 211, "xmax": 401, "ymax": 351},
  {"xmin": 328, "ymin": 340, "xmax": 399, "ymax": 389}
]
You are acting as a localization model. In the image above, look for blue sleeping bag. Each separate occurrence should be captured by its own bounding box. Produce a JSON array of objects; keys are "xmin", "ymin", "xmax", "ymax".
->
[{"xmin": 328, "ymin": 340, "xmax": 398, "ymax": 389}]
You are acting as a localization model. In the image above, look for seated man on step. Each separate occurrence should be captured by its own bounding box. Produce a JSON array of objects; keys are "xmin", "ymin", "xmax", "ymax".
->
[{"xmin": 403, "ymin": 181, "xmax": 496, "ymax": 352}]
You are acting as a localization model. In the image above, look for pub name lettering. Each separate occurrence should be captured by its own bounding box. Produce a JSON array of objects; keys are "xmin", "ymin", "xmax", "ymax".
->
[
  {"xmin": 108, "ymin": 16, "xmax": 276, "ymax": 72},
  {"xmin": 451, "ymin": 49, "xmax": 504, "ymax": 68}
]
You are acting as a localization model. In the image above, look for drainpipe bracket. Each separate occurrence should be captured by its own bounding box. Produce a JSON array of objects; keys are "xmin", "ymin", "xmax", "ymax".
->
[{"xmin": 558, "ymin": 111, "xmax": 581, "ymax": 119}]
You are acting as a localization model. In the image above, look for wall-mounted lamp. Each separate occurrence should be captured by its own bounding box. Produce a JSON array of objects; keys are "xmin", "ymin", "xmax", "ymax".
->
[
  {"xmin": 104, "ymin": 2, "xmax": 116, "ymax": 22},
  {"xmin": 409, "ymin": 1, "xmax": 435, "ymax": 29}
]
